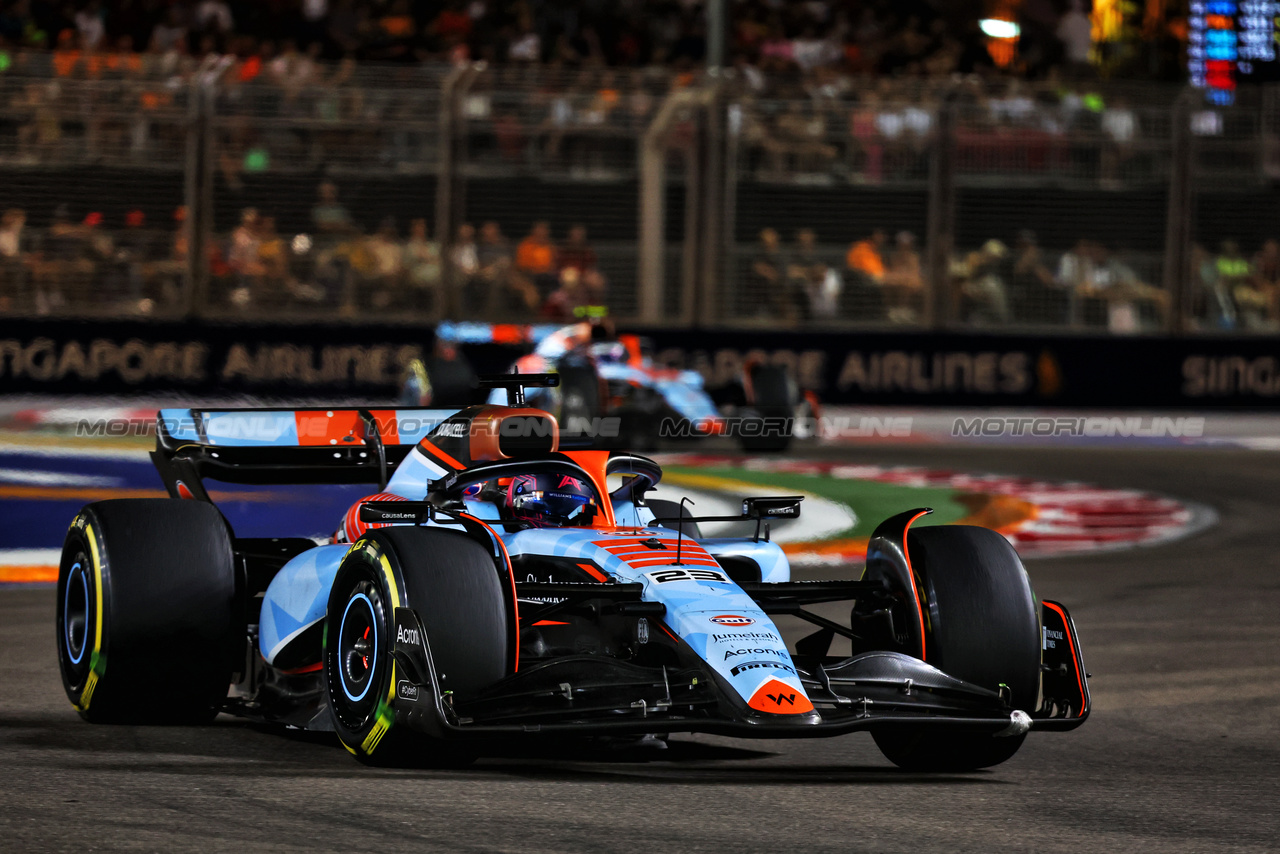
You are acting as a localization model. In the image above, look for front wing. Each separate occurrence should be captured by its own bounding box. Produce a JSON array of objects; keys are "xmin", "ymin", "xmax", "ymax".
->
[{"xmin": 386, "ymin": 594, "xmax": 1089, "ymax": 740}]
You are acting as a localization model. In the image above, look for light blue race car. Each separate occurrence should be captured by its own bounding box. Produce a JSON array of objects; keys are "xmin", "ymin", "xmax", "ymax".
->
[
  {"xmin": 55, "ymin": 374, "xmax": 1088, "ymax": 770},
  {"xmin": 404, "ymin": 321, "xmax": 820, "ymax": 451}
]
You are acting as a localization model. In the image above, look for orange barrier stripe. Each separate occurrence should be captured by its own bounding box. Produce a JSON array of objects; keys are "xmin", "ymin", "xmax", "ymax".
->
[{"xmin": 0, "ymin": 565, "xmax": 58, "ymax": 583}]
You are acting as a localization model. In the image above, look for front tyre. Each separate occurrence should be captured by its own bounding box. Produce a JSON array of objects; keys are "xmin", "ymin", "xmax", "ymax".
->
[
  {"xmin": 325, "ymin": 554, "xmax": 401, "ymax": 762},
  {"xmin": 325, "ymin": 528, "xmax": 510, "ymax": 766},
  {"xmin": 872, "ymin": 525, "xmax": 1040, "ymax": 772}
]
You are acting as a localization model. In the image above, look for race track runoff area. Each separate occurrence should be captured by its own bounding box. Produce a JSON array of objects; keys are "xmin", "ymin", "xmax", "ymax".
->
[{"xmin": 1, "ymin": 413, "xmax": 1278, "ymax": 852}]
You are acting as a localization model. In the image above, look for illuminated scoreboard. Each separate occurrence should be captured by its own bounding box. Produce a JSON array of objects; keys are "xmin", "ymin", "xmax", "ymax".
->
[{"xmin": 1188, "ymin": 0, "xmax": 1280, "ymax": 104}]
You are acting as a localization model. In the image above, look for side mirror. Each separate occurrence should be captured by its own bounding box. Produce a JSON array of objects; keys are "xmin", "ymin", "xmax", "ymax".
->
[
  {"xmin": 359, "ymin": 501, "xmax": 435, "ymax": 524},
  {"xmin": 742, "ymin": 496, "xmax": 803, "ymax": 519}
]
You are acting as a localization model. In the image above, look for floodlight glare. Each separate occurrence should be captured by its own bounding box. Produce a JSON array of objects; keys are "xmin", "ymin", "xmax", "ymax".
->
[{"xmin": 979, "ymin": 18, "xmax": 1020, "ymax": 38}]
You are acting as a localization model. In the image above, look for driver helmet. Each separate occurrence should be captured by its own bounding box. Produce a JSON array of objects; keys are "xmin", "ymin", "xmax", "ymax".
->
[
  {"xmin": 506, "ymin": 473, "xmax": 596, "ymax": 527},
  {"xmin": 591, "ymin": 340, "xmax": 629, "ymax": 364}
]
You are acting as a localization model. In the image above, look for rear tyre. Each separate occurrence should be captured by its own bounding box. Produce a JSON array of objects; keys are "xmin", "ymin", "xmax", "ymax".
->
[
  {"xmin": 738, "ymin": 364, "xmax": 797, "ymax": 452},
  {"xmin": 325, "ymin": 527, "xmax": 510, "ymax": 766},
  {"xmin": 56, "ymin": 500, "xmax": 237, "ymax": 724},
  {"xmin": 872, "ymin": 525, "xmax": 1040, "ymax": 771},
  {"xmin": 645, "ymin": 498, "xmax": 704, "ymax": 540}
]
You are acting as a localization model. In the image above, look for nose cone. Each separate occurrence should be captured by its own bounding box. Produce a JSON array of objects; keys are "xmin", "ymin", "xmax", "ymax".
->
[{"xmin": 747, "ymin": 678, "xmax": 815, "ymax": 714}]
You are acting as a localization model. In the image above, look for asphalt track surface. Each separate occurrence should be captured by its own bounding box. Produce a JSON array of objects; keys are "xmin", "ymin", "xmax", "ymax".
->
[{"xmin": 2, "ymin": 444, "xmax": 1278, "ymax": 853}]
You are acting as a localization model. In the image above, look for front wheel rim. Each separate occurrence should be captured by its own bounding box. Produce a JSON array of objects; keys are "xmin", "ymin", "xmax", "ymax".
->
[{"xmin": 329, "ymin": 576, "xmax": 387, "ymax": 731}]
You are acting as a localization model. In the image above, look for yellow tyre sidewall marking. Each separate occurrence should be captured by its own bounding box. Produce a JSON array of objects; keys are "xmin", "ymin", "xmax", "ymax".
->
[
  {"xmin": 343, "ymin": 540, "xmax": 402, "ymax": 758},
  {"xmin": 75, "ymin": 519, "xmax": 107, "ymax": 712}
]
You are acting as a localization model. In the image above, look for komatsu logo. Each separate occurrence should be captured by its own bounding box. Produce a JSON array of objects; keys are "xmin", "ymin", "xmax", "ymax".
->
[{"xmin": 396, "ymin": 625, "xmax": 421, "ymax": 646}]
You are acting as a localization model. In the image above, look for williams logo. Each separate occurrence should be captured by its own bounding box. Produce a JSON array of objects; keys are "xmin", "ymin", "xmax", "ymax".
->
[{"xmin": 709, "ymin": 614, "xmax": 754, "ymax": 626}]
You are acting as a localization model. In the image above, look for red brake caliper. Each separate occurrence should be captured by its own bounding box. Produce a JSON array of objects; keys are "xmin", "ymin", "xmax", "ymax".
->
[{"xmin": 362, "ymin": 626, "xmax": 370, "ymax": 670}]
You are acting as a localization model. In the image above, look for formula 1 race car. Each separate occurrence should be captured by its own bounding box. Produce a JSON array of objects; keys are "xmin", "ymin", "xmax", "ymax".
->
[
  {"xmin": 401, "ymin": 321, "xmax": 819, "ymax": 451},
  {"xmin": 55, "ymin": 374, "xmax": 1088, "ymax": 771}
]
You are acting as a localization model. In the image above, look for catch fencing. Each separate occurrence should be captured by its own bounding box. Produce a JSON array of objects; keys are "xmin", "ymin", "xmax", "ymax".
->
[{"xmin": 1, "ymin": 51, "xmax": 1278, "ymax": 336}]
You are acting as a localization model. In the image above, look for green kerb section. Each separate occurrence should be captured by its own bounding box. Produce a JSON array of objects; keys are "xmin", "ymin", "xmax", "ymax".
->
[{"xmin": 663, "ymin": 466, "xmax": 968, "ymax": 540}]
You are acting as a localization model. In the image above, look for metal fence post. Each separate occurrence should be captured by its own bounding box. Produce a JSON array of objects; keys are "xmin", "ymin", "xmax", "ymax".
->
[
  {"xmin": 925, "ymin": 100, "xmax": 956, "ymax": 329},
  {"xmin": 640, "ymin": 88, "xmax": 706, "ymax": 324},
  {"xmin": 182, "ymin": 65, "xmax": 212, "ymax": 319},
  {"xmin": 696, "ymin": 76, "xmax": 727, "ymax": 326},
  {"xmin": 1162, "ymin": 91, "xmax": 1193, "ymax": 335},
  {"xmin": 435, "ymin": 63, "xmax": 477, "ymax": 320}
]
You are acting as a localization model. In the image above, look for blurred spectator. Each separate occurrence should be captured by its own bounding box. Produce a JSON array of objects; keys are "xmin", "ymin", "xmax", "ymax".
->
[
  {"xmin": 73, "ymin": 1, "xmax": 104, "ymax": 51},
  {"xmin": 1059, "ymin": 239, "xmax": 1167, "ymax": 330},
  {"xmin": 255, "ymin": 216, "xmax": 291, "ymax": 304},
  {"xmin": 227, "ymin": 207, "xmax": 263, "ymax": 306},
  {"xmin": 31, "ymin": 204, "xmax": 90, "ymax": 314},
  {"xmin": 1009, "ymin": 230, "xmax": 1063, "ymax": 323},
  {"xmin": 556, "ymin": 224, "xmax": 607, "ymax": 306},
  {"xmin": 1218, "ymin": 240, "xmax": 1270, "ymax": 329},
  {"xmin": 1057, "ymin": 0, "xmax": 1093, "ymax": 76},
  {"xmin": 882, "ymin": 230, "xmax": 924, "ymax": 323},
  {"xmin": 478, "ymin": 220, "xmax": 538, "ymax": 314},
  {"xmin": 846, "ymin": 228, "xmax": 886, "ymax": 284},
  {"xmin": 1190, "ymin": 242, "xmax": 1235, "ymax": 329},
  {"xmin": 786, "ymin": 228, "xmax": 840, "ymax": 320},
  {"xmin": 363, "ymin": 216, "xmax": 405, "ymax": 310},
  {"xmin": 150, "ymin": 7, "xmax": 187, "ymax": 52},
  {"xmin": 956, "ymin": 239, "xmax": 1011, "ymax": 325},
  {"xmin": 112, "ymin": 209, "xmax": 153, "ymax": 308},
  {"xmin": 312, "ymin": 181, "xmax": 354, "ymax": 234},
  {"xmin": 845, "ymin": 228, "xmax": 888, "ymax": 320},
  {"xmin": 1251, "ymin": 239, "xmax": 1280, "ymax": 327},
  {"xmin": 193, "ymin": 0, "xmax": 234, "ymax": 36},
  {"xmin": 0, "ymin": 208, "xmax": 33, "ymax": 311},
  {"xmin": 516, "ymin": 221, "xmax": 557, "ymax": 296},
  {"xmin": 403, "ymin": 218, "xmax": 441, "ymax": 311},
  {"xmin": 749, "ymin": 227, "xmax": 790, "ymax": 321},
  {"xmin": 541, "ymin": 267, "xmax": 597, "ymax": 321},
  {"xmin": 771, "ymin": 102, "xmax": 837, "ymax": 173},
  {"xmin": 1088, "ymin": 244, "xmax": 1168, "ymax": 332},
  {"xmin": 1101, "ymin": 98, "xmax": 1138, "ymax": 186}
]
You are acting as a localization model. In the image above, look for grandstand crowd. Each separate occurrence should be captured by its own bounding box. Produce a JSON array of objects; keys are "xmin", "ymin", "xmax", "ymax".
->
[
  {"xmin": 0, "ymin": 1, "xmax": 1267, "ymax": 332},
  {"xmin": 0, "ymin": 0, "xmax": 1165, "ymax": 80}
]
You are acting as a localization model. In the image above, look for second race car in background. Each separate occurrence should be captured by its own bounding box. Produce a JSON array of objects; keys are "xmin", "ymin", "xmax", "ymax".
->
[{"xmin": 400, "ymin": 321, "xmax": 820, "ymax": 451}]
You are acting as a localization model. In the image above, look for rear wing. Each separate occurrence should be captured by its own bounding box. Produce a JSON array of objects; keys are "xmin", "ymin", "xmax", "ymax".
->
[{"xmin": 152, "ymin": 407, "xmax": 459, "ymax": 499}]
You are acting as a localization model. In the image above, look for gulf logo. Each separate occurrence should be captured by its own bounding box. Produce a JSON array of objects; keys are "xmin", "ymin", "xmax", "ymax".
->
[{"xmin": 709, "ymin": 614, "xmax": 754, "ymax": 626}]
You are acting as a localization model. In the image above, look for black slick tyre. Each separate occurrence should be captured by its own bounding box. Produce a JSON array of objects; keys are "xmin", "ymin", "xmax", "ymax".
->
[
  {"xmin": 872, "ymin": 525, "xmax": 1041, "ymax": 772},
  {"xmin": 56, "ymin": 499, "xmax": 237, "ymax": 724},
  {"xmin": 325, "ymin": 527, "xmax": 510, "ymax": 766},
  {"xmin": 556, "ymin": 363, "xmax": 602, "ymax": 437},
  {"xmin": 738, "ymin": 364, "xmax": 797, "ymax": 452}
]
